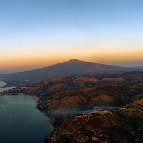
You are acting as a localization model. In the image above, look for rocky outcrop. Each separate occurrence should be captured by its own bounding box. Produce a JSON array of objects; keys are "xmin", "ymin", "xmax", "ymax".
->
[{"xmin": 45, "ymin": 100, "xmax": 143, "ymax": 143}]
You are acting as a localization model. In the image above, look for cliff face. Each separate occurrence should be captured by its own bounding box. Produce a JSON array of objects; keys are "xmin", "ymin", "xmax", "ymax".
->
[{"xmin": 45, "ymin": 100, "xmax": 143, "ymax": 143}]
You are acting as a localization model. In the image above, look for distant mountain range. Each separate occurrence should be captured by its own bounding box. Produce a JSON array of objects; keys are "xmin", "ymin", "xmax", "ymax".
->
[{"xmin": 0, "ymin": 59, "xmax": 142, "ymax": 85}]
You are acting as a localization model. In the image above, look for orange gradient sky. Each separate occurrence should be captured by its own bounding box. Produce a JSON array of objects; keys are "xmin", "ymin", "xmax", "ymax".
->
[
  {"xmin": 0, "ymin": 42, "xmax": 143, "ymax": 73},
  {"xmin": 0, "ymin": 0, "xmax": 143, "ymax": 73}
]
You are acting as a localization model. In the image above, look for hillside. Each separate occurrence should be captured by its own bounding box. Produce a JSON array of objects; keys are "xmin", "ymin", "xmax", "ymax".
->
[
  {"xmin": 2, "ymin": 71, "xmax": 143, "ymax": 112},
  {"xmin": 0, "ymin": 59, "xmax": 128, "ymax": 85},
  {"xmin": 1, "ymin": 72, "xmax": 143, "ymax": 143},
  {"xmin": 45, "ymin": 100, "xmax": 143, "ymax": 143}
]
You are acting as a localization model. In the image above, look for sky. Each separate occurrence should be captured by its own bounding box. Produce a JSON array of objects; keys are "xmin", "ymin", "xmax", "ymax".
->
[{"xmin": 0, "ymin": 0, "xmax": 143, "ymax": 73}]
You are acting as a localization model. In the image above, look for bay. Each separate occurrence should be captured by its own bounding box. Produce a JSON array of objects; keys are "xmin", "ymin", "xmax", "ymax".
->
[{"xmin": 0, "ymin": 95, "xmax": 53, "ymax": 143}]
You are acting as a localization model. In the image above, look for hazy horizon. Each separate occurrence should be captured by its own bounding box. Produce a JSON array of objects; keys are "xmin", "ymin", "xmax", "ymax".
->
[
  {"xmin": 0, "ymin": 0, "xmax": 143, "ymax": 73},
  {"xmin": 0, "ymin": 59, "xmax": 143, "ymax": 74}
]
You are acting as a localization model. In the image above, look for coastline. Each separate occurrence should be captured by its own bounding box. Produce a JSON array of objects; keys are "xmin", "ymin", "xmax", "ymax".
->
[{"xmin": 1, "ymin": 73, "xmax": 143, "ymax": 143}]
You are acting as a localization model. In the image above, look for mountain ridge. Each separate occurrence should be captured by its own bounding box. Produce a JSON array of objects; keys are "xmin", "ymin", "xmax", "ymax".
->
[{"xmin": 0, "ymin": 59, "xmax": 140, "ymax": 85}]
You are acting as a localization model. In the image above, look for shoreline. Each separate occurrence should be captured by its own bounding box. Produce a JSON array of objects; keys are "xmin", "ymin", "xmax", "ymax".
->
[{"xmin": 1, "ymin": 73, "xmax": 143, "ymax": 143}]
